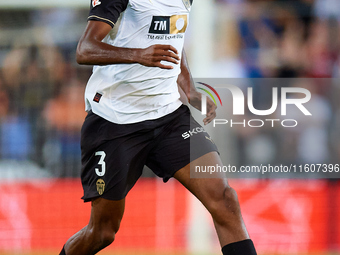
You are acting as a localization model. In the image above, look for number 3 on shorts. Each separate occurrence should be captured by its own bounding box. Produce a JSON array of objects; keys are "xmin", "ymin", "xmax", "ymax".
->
[{"xmin": 95, "ymin": 151, "xmax": 106, "ymax": 176}]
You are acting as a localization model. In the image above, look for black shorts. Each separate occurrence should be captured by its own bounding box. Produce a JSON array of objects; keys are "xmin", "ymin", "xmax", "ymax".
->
[{"xmin": 80, "ymin": 104, "xmax": 218, "ymax": 202}]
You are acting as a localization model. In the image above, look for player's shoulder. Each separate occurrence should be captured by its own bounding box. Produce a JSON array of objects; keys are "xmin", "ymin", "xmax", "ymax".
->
[
  {"xmin": 88, "ymin": 0, "xmax": 130, "ymax": 27},
  {"xmin": 90, "ymin": 0, "xmax": 129, "ymax": 13},
  {"xmin": 91, "ymin": 0, "xmax": 129, "ymax": 7},
  {"xmin": 128, "ymin": 0, "xmax": 193, "ymax": 11}
]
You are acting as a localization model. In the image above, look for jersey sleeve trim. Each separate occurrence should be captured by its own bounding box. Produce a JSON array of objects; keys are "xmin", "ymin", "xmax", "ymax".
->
[{"xmin": 88, "ymin": 15, "xmax": 115, "ymax": 27}]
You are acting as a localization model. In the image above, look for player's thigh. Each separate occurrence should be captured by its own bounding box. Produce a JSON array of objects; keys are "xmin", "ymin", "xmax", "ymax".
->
[
  {"xmin": 88, "ymin": 197, "xmax": 125, "ymax": 233},
  {"xmin": 173, "ymin": 151, "xmax": 231, "ymax": 209},
  {"xmin": 81, "ymin": 111, "xmax": 153, "ymax": 201},
  {"xmin": 146, "ymin": 105, "xmax": 218, "ymax": 182}
]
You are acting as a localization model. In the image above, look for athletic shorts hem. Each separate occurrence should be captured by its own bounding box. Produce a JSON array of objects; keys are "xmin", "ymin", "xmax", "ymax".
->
[
  {"xmin": 80, "ymin": 105, "xmax": 219, "ymax": 202},
  {"xmin": 163, "ymin": 149, "xmax": 220, "ymax": 183}
]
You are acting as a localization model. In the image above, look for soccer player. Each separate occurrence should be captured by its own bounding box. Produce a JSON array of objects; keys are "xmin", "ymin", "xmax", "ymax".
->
[{"xmin": 59, "ymin": 0, "xmax": 257, "ymax": 254}]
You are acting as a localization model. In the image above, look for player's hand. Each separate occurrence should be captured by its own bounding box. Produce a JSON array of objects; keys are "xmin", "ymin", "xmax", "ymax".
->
[
  {"xmin": 190, "ymin": 91, "xmax": 217, "ymax": 125},
  {"xmin": 137, "ymin": 44, "xmax": 180, "ymax": 69}
]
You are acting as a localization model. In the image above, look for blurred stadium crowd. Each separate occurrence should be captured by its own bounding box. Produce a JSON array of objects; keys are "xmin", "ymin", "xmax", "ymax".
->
[{"xmin": 0, "ymin": 0, "xmax": 339, "ymax": 178}]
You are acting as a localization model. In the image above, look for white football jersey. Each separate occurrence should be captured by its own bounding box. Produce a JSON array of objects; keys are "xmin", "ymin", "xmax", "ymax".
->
[{"xmin": 85, "ymin": 0, "xmax": 193, "ymax": 124}]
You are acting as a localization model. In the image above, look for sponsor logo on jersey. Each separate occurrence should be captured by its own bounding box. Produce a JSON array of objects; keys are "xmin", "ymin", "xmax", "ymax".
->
[
  {"xmin": 92, "ymin": 0, "xmax": 101, "ymax": 8},
  {"xmin": 96, "ymin": 179, "xmax": 105, "ymax": 195},
  {"xmin": 149, "ymin": 15, "xmax": 188, "ymax": 34},
  {"xmin": 182, "ymin": 126, "xmax": 206, "ymax": 139}
]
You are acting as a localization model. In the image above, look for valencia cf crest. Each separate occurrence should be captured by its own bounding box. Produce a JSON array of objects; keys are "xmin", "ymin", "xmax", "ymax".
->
[
  {"xmin": 92, "ymin": 0, "xmax": 101, "ymax": 8},
  {"xmin": 182, "ymin": 0, "xmax": 193, "ymax": 11},
  {"xmin": 96, "ymin": 179, "xmax": 105, "ymax": 195}
]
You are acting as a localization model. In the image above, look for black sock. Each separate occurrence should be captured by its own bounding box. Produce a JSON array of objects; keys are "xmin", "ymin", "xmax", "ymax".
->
[
  {"xmin": 59, "ymin": 246, "xmax": 66, "ymax": 255},
  {"xmin": 221, "ymin": 239, "xmax": 257, "ymax": 255}
]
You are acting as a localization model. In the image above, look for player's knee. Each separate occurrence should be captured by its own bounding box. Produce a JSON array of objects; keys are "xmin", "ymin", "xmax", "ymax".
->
[
  {"xmin": 99, "ymin": 229, "xmax": 116, "ymax": 247},
  {"xmin": 209, "ymin": 186, "xmax": 241, "ymax": 225},
  {"xmin": 99, "ymin": 220, "xmax": 121, "ymax": 246},
  {"xmin": 88, "ymin": 227, "xmax": 116, "ymax": 249},
  {"xmin": 88, "ymin": 221, "xmax": 121, "ymax": 249}
]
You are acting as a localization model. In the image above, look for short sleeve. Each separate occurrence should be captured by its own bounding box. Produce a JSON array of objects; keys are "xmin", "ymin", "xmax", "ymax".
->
[{"xmin": 88, "ymin": 0, "xmax": 129, "ymax": 28}]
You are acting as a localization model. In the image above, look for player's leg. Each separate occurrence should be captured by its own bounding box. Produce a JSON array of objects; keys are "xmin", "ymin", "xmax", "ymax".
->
[
  {"xmin": 173, "ymin": 151, "xmax": 257, "ymax": 255},
  {"xmin": 59, "ymin": 110, "xmax": 157, "ymax": 255},
  {"xmin": 145, "ymin": 105, "xmax": 256, "ymax": 254},
  {"xmin": 60, "ymin": 197, "xmax": 125, "ymax": 255}
]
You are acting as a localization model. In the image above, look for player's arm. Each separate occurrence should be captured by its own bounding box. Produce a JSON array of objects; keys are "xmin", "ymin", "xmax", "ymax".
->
[
  {"xmin": 76, "ymin": 20, "xmax": 180, "ymax": 69},
  {"xmin": 177, "ymin": 50, "xmax": 216, "ymax": 125}
]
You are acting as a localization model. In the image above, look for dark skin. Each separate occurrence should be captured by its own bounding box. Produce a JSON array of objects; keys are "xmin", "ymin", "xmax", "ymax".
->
[
  {"xmin": 77, "ymin": 20, "xmax": 216, "ymax": 124},
  {"xmin": 176, "ymin": 49, "xmax": 217, "ymax": 125},
  {"xmin": 64, "ymin": 20, "xmax": 250, "ymax": 255},
  {"xmin": 77, "ymin": 20, "xmax": 180, "ymax": 68}
]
